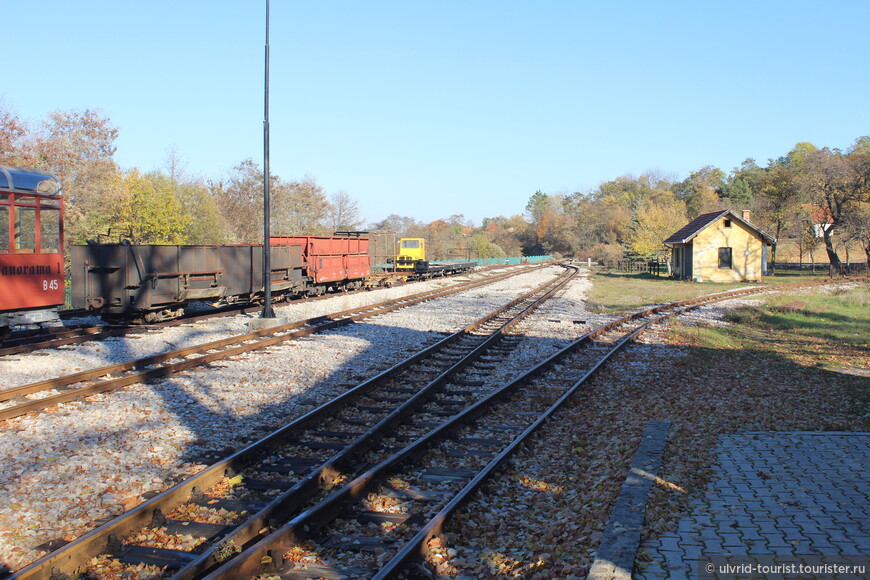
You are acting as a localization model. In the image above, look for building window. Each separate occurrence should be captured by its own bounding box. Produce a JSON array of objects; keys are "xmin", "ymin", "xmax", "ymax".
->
[
  {"xmin": 723, "ymin": 219, "xmax": 731, "ymax": 228},
  {"xmin": 718, "ymin": 247, "xmax": 732, "ymax": 269}
]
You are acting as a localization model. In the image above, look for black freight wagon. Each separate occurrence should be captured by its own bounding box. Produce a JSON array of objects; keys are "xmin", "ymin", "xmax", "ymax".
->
[{"xmin": 70, "ymin": 243, "xmax": 303, "ymax": 322}]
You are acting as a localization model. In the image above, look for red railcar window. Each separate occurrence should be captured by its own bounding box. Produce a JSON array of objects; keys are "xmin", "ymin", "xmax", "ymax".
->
[
  {"xmin": 40, "ymin": 207, "xmax": 61, "ymax": 253},
  {"xmin": 0, "ymin": 205, "xmax": 8, "ymax": 253},
  {"xmin": 14, "ymin": 207, "xmax": 37, "ymax": 252}
]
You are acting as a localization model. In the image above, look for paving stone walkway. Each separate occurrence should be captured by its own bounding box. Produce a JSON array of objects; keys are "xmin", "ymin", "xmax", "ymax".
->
[{"xmin": 635, "ymin": 432, "xmax": 870, "ymax": 579}]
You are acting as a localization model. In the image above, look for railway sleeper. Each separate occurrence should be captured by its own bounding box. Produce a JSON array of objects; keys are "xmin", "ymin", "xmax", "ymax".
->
[
  {"xmin": 338, "ymin": 417, "xmax": 373, "ymax": 426},
  {"xmin": 366, "ymin": 394, "xmax": 408, "ymax": 404},
  {"xmin": 244, "ymin": 478, "xmax": 294, "ymax": 492},
  {"xmin": 353, "ymin": 405, "xmax": 390, "ymax": 414},
  {"xmin": 191, "ymin": 497, "xmax": 269, "ymax": 513},
  {"xmin": 458, "ymin": 436, "xmax": 503, "ymax": 447},
  {"xmin": 426, "ymin": 407, "xmax": 464, "ymax": 417},
  {"xmin": 160, "ymin": 520, "xmax": 234, "ymax": 541},
  {"xmin": 383, "ymin": 386, "xmax": 418, "ymax": 394},
  {"xmin": 355, "ymin": 511, "xmax": 424, "ymax": 526},
  {"xmin": 472, "ymin": 362, "xmax": 498, "ymax": 370},
  {"xmin": 114, "ymin": 544, "xmax": 198, "ymax": 567},
  {"xmin": 418, "ymin": 467, "xmax": 478, "ymax": 483},
  {"xmin": 276, "ymin": 563, "xmax": 373, "ymax": 580},
  {"xmin": 438, "ymin": 388, "xmax": 475, "ymax": 396},
  {"xmin": 453, "ymin": 378, "xmax": 485, "ymax": 387},
  {"xmin": 299, "ymin": 440, "xmax": 347, "ymax": 451},
  {"xmin": 446, "ymin": 447, "xmax": 493, "ymax": 458},
  {"xmin": 320, "ymin": 533, "xmax": 401, "ymax": 552},
  {"xmin": 312, "ymin": 430, "xmax": 364, "ymax": 439},
  {"xmin": 258, "ymin": 457, "xmax": 324, "ymax": 475},
  {"xmin": 379, "ymin": 486, "xmax": 452, "ymax": 502}
]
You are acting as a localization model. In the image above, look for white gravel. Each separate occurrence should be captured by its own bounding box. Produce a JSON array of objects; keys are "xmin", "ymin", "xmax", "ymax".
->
[
  {"xmin": 0, "ymin": 266, "xmax": 520, "ymax": 390},
  {"xmin": 0, "ymin": 264, "xmax": 567, "ymax": 571}
]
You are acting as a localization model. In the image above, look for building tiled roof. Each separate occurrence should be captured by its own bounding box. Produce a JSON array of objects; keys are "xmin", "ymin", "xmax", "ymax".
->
[
  {"xmin": 663, "ymin": 209, "xmax": 776, "ymax": 245},
  {"xmin": 663, "ymin": 210, "xmax": 729, "ymax": 244}
]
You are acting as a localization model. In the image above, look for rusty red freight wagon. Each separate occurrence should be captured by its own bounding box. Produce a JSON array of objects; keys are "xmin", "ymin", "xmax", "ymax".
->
[{"xmin": 270, "ymin": 235, "xmax": 370, "ymax": 293}]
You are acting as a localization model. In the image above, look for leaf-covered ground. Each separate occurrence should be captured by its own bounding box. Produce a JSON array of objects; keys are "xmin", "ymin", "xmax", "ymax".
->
[{"xmin": 433, "ymin": 286, "xmax": 868, "ymax": 579}]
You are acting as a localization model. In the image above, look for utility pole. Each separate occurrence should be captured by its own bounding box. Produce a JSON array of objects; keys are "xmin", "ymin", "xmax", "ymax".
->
[{"xmin": 261, "ymin": 0, "xmax": 274, "ymax": 318}]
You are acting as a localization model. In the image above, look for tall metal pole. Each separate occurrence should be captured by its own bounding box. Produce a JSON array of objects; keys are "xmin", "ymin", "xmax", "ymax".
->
[{"xmin": 261, "ymin": 0, "xmax": 274, "ymax": 318}]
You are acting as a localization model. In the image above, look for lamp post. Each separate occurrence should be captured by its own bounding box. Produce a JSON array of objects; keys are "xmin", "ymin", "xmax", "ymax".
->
[{"xmin": 261, "ymin": 0, "xmax": 274, "ymax": 318}]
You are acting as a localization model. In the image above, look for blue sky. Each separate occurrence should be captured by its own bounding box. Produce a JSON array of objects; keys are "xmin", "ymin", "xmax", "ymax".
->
[{"xmin": 2, "ymin": 1, "xmax": 868, "ymax": 226}]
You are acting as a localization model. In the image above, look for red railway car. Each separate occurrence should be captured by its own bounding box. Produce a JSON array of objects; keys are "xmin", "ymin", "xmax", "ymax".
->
[
  {"xmin": 270, "ymin": 234, "xmax": 370, "ymax": 294},
  {"xmin": 0, "ymin": 165, "xmax": 64, "ymax": 337}
]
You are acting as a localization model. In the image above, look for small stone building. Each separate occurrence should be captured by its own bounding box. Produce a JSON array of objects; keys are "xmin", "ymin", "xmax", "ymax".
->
[{"xmin": 664, "ymin": 210, "xmax": 775, "ymax": 282}]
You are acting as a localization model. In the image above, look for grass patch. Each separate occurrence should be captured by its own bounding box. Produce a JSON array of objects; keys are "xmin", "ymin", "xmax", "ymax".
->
[
  {"xmin": 724, "ymin": 286, "xmax": 870, "ymax": 349},
  {"xmin": 668, "ymin": 284, "xmax": 870, "ymax": 422},
  {"xmin": 586, "ymin": 267, "xmax": 864, "ymax": 313},
  {"xmin": 586, "ymin": 270, "xmax": 748, "ymax": 312}
]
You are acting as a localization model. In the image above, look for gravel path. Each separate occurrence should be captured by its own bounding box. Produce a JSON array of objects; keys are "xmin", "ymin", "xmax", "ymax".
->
[{"xmin": 0, "ymin": 265, "xmax": 566, "ymax": 572}]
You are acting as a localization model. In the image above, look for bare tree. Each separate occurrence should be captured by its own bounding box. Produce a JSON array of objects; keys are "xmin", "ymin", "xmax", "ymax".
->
[
  {"xmin": 328, "ymin": 190, "xmax": 364, "ymax": 232},
  {"xmin": 0, "ymin": 102, "xmax": 33, "ymax": 165},
  {"xmin": 271, "ymin": 175, "xmax": 331, "ymax": 235},
  {"xmin": 210, "ymin": 159, "xmax": 264, "ymax": 242}
]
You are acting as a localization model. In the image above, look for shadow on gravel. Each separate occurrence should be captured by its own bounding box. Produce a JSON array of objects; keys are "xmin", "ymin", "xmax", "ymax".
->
[{"xmin": 4, "ymin": 304, "xmax": 867, "ymax": 573}]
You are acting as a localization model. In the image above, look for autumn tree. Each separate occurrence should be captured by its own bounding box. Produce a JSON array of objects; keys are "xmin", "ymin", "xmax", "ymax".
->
[
  {"xmin": 480, "ymin": 215, "xmax": 527, "ymax": 257},
  {"xmin": 675, "ymin": 166, "xmax": 725, "ymax": 217},
  {"xmin": 470, "ymin": 232, "xmax": 505, "ymax": 260},
  {"xmin": 414, "ymin": 215, "xmax": 471, "ymax": 261},
  {"xmin": 720, "ymin": 158, "xmax": 763, "ymax": 209},
  {"xmin": 749, "ymin": 143, "xmax": 819, "ymax": 272},
  {"xmin": 27, "ymin": 109, "xmax": 122, "ymax": 244},
  {"xmin": 158, "ymin": 150, "xmax": 230, "ymax": 244},
  {"xmin": 841, "ymin": 201, "xmax": 870, "ymax": 270},
  {"xmin": 798, "ymin": 140, "xmax": 869, "ymax": 273},
  {"xmin": 627, "ymin": 192, "xmax": 688, "ymax": 270},
  {"xmin": 119, "ymin": 170, "xmax": 191, "ymax": 243},
  {"xmin": 210, "ymin": 159, "xmax": 264, "ymax": 242}
]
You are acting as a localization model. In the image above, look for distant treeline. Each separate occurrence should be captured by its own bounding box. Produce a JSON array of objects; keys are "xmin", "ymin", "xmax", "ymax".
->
[{"xmin": 2, "ymin": 106, "xmax": 868, "ymax": 269}]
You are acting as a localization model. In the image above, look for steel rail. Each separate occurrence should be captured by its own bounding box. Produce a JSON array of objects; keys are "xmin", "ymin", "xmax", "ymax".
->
[
  {"xmin": 374, "ymin": 279, "xmax": 870, "ymax": 577},
  {"xmin": 201, "ymin": 280, "xmax": 842, "ymax": 579},
  {"xmin": 0, "ymin": 265, "xmax": 543, "ymax": 421},
  {"xmin": 165, "ymin": 265, "xmax": 578, "ymax": 579},
  {"xmin": 0, "ymin": 263, "xmax": 533, "ymax": 357},
  {"xmin": 0, "ymin": 326, "xmax": 118, "ymax": 357},
  {"xmin": 371, "ymin": 298, "xmax": 735, "ymax": 578},
  {"xmin": 6, "ymin": 264, "xmax": 569, "ymax": 579}
]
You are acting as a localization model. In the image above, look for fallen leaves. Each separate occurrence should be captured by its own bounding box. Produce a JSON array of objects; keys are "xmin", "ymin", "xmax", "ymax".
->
[{"xmin": 432, "ymin": 289, "xmax": 867, "ymax": 577}]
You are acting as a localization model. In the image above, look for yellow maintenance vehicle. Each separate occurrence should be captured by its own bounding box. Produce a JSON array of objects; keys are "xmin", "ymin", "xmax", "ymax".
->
[{"xmin": 391, "ymin": 237, "xmax": 475, "ymax": 278}]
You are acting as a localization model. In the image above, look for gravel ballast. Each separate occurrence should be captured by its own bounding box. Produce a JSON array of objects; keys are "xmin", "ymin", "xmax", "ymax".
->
[{"xmin": 0, "ymin": 265, "xmax": 569, "ymax": 571}]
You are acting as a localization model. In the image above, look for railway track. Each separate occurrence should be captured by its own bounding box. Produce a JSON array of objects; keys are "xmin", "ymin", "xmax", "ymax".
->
[
  {"xmin": 7, "ymin": 264, "xmax": 580, "ymax": 579},
  {"xmin": 6, "ymin": 276, "xmax": 853, "ymax": 579},
  {"xmin": 0, "ymin": 265, "xmax": 546, "ymax": 422},
  {"xmin": 1, "ymin": 263, "xmax": 528, "ymax": 357},
  {"xmin": 189, "ymin": 285, "xmax": 769, "ymax": 579},
  {"xmin": 0, "ymin": 268, "xmax": 481, "ymax": 357}
]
